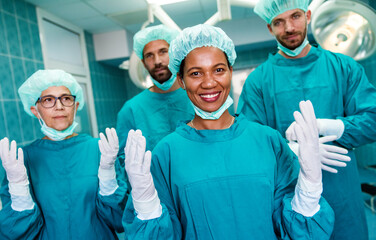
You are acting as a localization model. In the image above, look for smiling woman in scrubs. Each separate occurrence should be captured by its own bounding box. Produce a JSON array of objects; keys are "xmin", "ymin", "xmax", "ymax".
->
[
  {"xmin": 0, "ymin": 69, "xmax": 127, "ymax": 239},
  {"xmin": 122, "ymin": 24, "xmax": 334, "ymax": 239}
]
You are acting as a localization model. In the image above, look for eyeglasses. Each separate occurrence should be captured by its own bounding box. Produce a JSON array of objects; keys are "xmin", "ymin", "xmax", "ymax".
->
[{"xmin": 36, "ymin": 95, "xmax": 76, "ymax": 108}]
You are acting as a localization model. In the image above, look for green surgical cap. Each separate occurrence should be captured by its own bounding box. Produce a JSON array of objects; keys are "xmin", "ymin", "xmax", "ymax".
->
[
  {"xmin": 133, "ymin": 24, "xmax": 180, "ymax": 59},
  {"xmin": 168, "ymin": 24, "xmax": 236, "ymax": 76},
  {"xmin": 254, "ymin": 0, "xmax": 309, "ymax": 24},
  {"xmin": 18, "ymin": 69, "xmax": 84, "ymax": 117}
]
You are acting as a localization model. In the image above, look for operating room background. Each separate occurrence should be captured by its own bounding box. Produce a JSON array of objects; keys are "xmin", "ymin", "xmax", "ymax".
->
[{"xmin": 0, "ymin": 0, "xmax": 375, "ymax": 238}]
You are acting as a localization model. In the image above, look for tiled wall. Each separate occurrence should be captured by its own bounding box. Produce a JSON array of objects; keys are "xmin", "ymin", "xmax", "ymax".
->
[
  {"xmin": 0, "ymin": 0, "xmax": 44, "ymax": 146},
  {"xmin": 85, "ymin": 32, "xmax": 141, "ymax": 135}
]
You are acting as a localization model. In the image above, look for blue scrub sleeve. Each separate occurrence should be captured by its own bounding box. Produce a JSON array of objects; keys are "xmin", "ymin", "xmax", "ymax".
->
[
  {"xmin": 336, "ymin": 61, "xmax": 376, "ymax": 149},
  {"xmin": 237, "ymin": 69, "xmax": 268, "ymax": 124},
  {"xmin": 96, "ymin": 159, "xmax": 129, "ymax": 233},
  {"xmin": 272, "ymin": 132, "xmax": 334, "ymax": 239},
  {"xmin": 0, "ymin": 178, "xmax": 44, "ymax": 239},
  {"xmin": 116, "ymin": 103, "xmax": 136, "ymax": 168}
]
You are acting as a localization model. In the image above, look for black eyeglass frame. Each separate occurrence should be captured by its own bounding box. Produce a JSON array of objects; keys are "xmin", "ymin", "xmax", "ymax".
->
[{"xmin": 35, "ymin": 95, "xmax": 77, "ymax": 108}]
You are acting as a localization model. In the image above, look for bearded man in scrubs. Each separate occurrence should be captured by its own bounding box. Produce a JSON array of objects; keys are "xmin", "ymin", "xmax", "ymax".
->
[
  {"xmin": 237, "ymin": 1, "xmax": 376, "ymax": 239},
  {"xmin": 116, "ymin": 25, "xmax": 194, "ymax": 166}
]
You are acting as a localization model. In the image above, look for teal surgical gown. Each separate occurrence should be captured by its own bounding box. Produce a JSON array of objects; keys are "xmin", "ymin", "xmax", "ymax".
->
[
  {"xmin": 237, "ymin": 45, "xmax": 376, "ymax": 240},
  {"xmin": 116, "ymin": 88, "xmax": 194, "ymax": 166},
  {"xmin": 123, "ymin": 115, "xmax": 334, "ymax": 239},
  {"xmin": 0, "ymin": 134, "xmax": 128, "ymax": 239}
]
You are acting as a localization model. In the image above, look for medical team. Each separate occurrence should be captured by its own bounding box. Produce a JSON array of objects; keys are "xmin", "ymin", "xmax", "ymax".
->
[{"xmin": 0, "ymin": 0, "xmax": 375, "ymax": 239}]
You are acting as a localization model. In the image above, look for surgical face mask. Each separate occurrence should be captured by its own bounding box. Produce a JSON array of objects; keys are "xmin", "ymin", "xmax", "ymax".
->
[
  {"xmin": 192, "ymin": 95, "xmax": 233, "ymax": 120},
  {"xmin": 36, "ymin": 105, "xmax": 78, "ymax": 141},
  {"xmin": 151, "ymin": 74, "xmax": 176, "ymax": 91},
  {"xmin": 277, "ymin": 35, "xmax": 309, "ymax": 57}
]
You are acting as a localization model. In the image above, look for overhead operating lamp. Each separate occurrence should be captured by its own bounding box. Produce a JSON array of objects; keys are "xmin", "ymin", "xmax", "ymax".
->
[{"xmin": 310, "ymin": 0, "xmax": 376, "ymax": 61}]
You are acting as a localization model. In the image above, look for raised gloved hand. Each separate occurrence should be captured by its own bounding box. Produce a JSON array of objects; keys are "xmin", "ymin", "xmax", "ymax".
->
[
  {"xmin": 0, "ymin": 138, "xmax": 34, "ymax": 211},
  {"xmin": 286, "ymin": 118, "xmax": 344, "ymax": 141},
  {"xmin": 287, "ymin": 135, "xmax": 351, "ymax": 174},
  {"xmin": 124, "ymin": 129, "xmax": 159, "ymax": 214},
  {"xmin": 98, "ymin": 128, "xmax": 119, "ymax": 170},
  {"xmin": 293, "ymin": 101, "xmax": 321, "ymax": 186},
  {"xmin": 0, "ymin": 138, "xmax": 28, "ymax": 186}
]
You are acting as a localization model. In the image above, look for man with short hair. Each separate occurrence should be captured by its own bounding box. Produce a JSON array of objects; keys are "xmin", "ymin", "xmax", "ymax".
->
[
  {"xmin": 116, "ymin": 25, "xmax": 194, "ymax": 166},
  {"xmin": 237, "ymin": 0, "xmax": 376, "ymax": 239}
]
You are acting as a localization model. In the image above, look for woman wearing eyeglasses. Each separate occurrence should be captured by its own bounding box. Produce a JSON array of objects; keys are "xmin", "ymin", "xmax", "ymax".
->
[{"xmin": 0, "ymin": 69, "xmax": 127, "ymax": 239}]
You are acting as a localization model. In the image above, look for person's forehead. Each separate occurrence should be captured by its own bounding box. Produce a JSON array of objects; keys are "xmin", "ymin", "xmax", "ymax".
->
[
  {"xmin": 41, "ymin": 86, "xmax": 71, "ymax": 96},
  {"xmin": 143, "ymin": 39, "xmax": 169, "ymax": 53},
  {"xmin": 272, "ymin": 8, "xmax": 305, "ymax": 22}
]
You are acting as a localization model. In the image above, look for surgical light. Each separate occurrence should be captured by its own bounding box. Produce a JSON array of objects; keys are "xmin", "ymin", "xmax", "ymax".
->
[{"xmin": 311, "ymin": 0, "xmax": 376, "ymax": 61}]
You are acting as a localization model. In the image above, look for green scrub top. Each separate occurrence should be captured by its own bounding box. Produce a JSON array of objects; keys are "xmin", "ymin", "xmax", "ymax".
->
[
  {"xmin": 237, "ymin": 45, "xmax": 376, "ymax": 240},
  {"xmin": 0, "ymin": 134, "xmax": 128, "ymax": 239},
  {"xmin": 123, "ymin": 115, "xmax": 334, "ymax": 239},
  {"xmin": 116, "ymin": 88, "xmax": 194, "ymax": 166}
]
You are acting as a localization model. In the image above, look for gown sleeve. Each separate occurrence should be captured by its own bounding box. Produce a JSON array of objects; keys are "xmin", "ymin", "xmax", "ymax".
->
[
  {"xmin": 122, "ymin": 142, "xmax": 182, "ymax": 240},
  {"xmin": 336, "ymin": 59, "xmax": 376, "ymax": 149},
  {"xmin": 0, "ymin": 153, "xmax": 44, "ymax": 240},
  {"xmin": 116, "ymin": 102, "xmax": 136, "ymax": 168},
  {"xmin": 96, "ymin": 154, "xmax": 129, "ymax": 233},
  {"xmin": 271, "ymin": 131, "xmax": 335, "ymax": 239},
  {"xmin": 236, "ymin": 68, "xmax": 268, "ymax": 125}
]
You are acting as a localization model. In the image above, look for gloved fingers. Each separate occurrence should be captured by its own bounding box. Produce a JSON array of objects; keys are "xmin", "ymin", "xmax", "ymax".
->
[
  {"xmin": 99, "ymin": 132, "xmax": 110, "ymax": 153},
  {"xmin": 293, "ymin": 111, "xmax": 307, "ymax": 143},
  {"xmin": 18, "ymin": 148, "xmax": 24, "ymax": 166},
  {"xmin": 319, "ymin": 135, "xmax": 338, "ymax": 144},
  {"xmin": 0, "ymin": 137, "xmax": 6, "ymax": 160},
  {"xmin": 321, "ymin": 151, "xmax": 351, "ymax": 162},
  {"xmin": 285, "ymin": 122, "xmax": 297, "ymax": 141},
  {"xmin": 110, "ymin": 128, "xmax": 119, "ymax": 150},
  {"xmin": 125, "ymin": 130, "xmax": 135, "ymax": 159},
  {"xmin": 321, "ymin": 164, "xmax": 338, "ymax": 173},
  {"xmin": 135, "ymin": 134, "xmax": 146, "ymax": 165},
  {"xmin": 321, "ymin": 144, "xmax": 349, "ymax": 155},
  {"xmin": 98, "ymin": 139, "xmax": 105, "ymax": 155},
  {"xmin": 321, "ymin": 158, "xmax": 347, "ymax": 167},
  {"xmin": 299, "ymin": 100, "xmax": 318, "ymax": 136},
  {"xmin": 10, "ymin": 140, "xmax": 17, "ymax": 163},
  {"xmin": 106, "ymin": 128, "xmax": 119, "ymax": 150},
  {"xmin": 142, "ymin": 151, "xmax": 152, "ymax": 173}
]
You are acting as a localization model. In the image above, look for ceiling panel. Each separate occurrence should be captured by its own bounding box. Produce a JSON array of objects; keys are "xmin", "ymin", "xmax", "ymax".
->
[
  {"xmin": 86, "ymin": 0, "xmax": 147, "ymax": 15},
  {"xmin": 43, "ymin": 2, "xmax": 100, "ymax": 21},
  {"xmin": 74, "ymin": 15, "xmax": 123, "ymax": 33}
]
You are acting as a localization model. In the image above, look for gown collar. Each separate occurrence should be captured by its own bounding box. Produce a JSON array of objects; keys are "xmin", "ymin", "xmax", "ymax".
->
[
  {"xmin": 269, "ymin": 44, "xmax": 322, "ymax": 66},
  {"xmin": 175, "ymin": 114, "xmax": 248, "ymax": 143}
]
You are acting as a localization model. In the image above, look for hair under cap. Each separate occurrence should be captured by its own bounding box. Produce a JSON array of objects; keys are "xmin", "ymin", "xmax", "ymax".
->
[
  {"xmin": 18, "ymin": 69, "xmax": 84, "ymax": 118},
  {"xmin": 254, "ymin": 0, "xmax": 309, "ymax": 24},
  {"xmin": 168, "ymin": 24, "xmax": 236, "ymax": 76},
  {"xmin": 133, "ymin": 24, "xmax": 180, "ymax": 59}
]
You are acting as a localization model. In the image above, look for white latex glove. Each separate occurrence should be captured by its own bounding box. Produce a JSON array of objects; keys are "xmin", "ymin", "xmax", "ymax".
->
[
  {"xmin": 0, "ymin": 138, "xmax": 28, "ymax": 185},
  {"xmin": 124, "ymin": 129, "xmax": 160, "ymax": 214},
  {"xmin": 286, "ymin": 119, "xmax": 344, "ymax": 141},
  {"xmin": 98, "ymin": 128, "xmax": 119, "ymax": 170},
  {"xmin": 291, "ymin": 101, "xmax": 322, "ymax": 217},
  {"xmin": 0, "ymin": 138, "xmax": 34, "ymax": 211},
  {"xmin": 293, "ymin": 101, "xmax": 321, "ymax": 187},
  {"xmin": 288, "ymin": 135, "xmax": 351, "ymax": 174},
  {"xmin": 98, "ymin": 128, "xmax": 119, "ymax": 196}
]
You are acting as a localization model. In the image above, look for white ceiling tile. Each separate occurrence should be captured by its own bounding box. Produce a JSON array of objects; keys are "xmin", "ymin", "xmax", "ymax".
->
[
  {"xmin": 85, "ymin": 0, "xmax": 147, "ymax": 14},
  {"xmin": 41, "ymin": 2, "xmax": 101, "ymax": 21},
  {"xmin": 75, "ymin": 15, "xmax": 124, "ymax": 33}
]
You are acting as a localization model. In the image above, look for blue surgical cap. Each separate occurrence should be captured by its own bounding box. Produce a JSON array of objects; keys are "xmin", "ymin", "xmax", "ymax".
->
[
  {"xmin": 168, "ymin": 24, "xmax": 236, "ymax": 76},
  {"xmin": 18, "ymin": 69, "xmax": 84, "ymax": 117},
  {"xmin": 254, "ymin": 0, "xmax": 310, "ymax": 24},
  {"xmin": 133, "ymin": 24, "xmax": 180, "ymax": 59}
]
